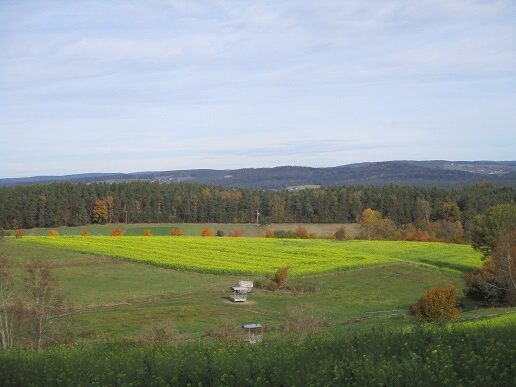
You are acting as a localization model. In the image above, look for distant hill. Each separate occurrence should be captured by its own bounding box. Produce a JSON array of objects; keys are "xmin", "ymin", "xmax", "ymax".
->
[{"xmin": 1, "ymin": 160, "xmax": 515, "ymax": 189}]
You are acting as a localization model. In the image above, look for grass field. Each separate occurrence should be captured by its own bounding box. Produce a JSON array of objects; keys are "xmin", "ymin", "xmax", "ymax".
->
[
  {"xmin": 2, "ymin": 234, "xmax": 510, "ymax": 343},
  {"xmin": 19, "ymin": 236, "xmax": 483, "ymax": 276}
]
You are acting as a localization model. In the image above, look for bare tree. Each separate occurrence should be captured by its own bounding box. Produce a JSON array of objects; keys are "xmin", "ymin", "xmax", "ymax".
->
[
  {"xmin": 106, "ymin": 195, "xmax": 114, "ymax": 224},
  {"xmin": 493, "ymin": 230, "xmax": 516, "ymax": 304},
  {"xmin": 0, "ymin": 256, "xmax": 15, "ymax": 350},
  {"xmin": 24, "ymin": 260, "xmax": 65, "ymax": 351}
]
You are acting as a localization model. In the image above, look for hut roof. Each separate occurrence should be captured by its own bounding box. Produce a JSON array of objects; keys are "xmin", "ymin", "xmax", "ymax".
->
[{"xmin": 242, "ymin": 323, "xmax": 262, "ymax": 329}]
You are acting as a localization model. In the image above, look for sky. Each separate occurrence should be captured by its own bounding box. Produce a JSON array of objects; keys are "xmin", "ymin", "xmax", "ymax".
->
[{"xmin": 1, "ymin": 0, "xmax": 515, "ymax": 178}]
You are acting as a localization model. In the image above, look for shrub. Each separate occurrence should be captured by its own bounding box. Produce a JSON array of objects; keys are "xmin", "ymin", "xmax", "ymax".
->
[
  {"xmin": 334, "ymin": 227, "xmax": 346, "ymax": 241},
  {"xmin": 201, "ymin": 228, "xmax": 213, "ymax": 237},
  {"xmin": 289, "ymin": 283, "xmax": 320, "ymax": 296},
  {"xmin": 281, "ymin": 305, "xmax": 328, "ymax": 338},
  {"xmin": 411, "ymin": 285, "xmax": 460, "ymax": 322},
  {"xmin": 111, "ymin": 228, "xmax": 122, "ymax": 237},
  {"xmin": 81, "ymin": 229, "xmax": 91, "ymax": 237},
  {"xmin": 272, "ymin": 267, "xmax": 289, "ymax": 289},
  {"xmin": 15, "ymin": 229, "xmax": 25, "ymax": 239},
  {"xmin": 228, "ymin": 230, "xmax": 241, "ymax": 237},
  {"xmin": 295, "ymin": 226, "xmax": 310, "ymax": 239},
  {"xmin": 371, "ymin": 219, "xmax": 400, "ymax": 240},
  {"xmin": 216, "ymin": 230, "xmax": 225, "ymax": 237},
  {"xmin": 264, "ymin": 228, "xmax": 275, "ymax": 238},
  {"xmin": 402, "ymin": 224, "xmax": 431, "ymax": 242},
  {"xmin": 49, "ymin": 230, "xmax": 59, "ymax": 237},
  {"xmin": 206, "ymin": 320, "xmax": 243, "ymax": 344},
  {"xmin": 464, "ymin": 259, "xmax": 508, "ymax": 306},
  {"xmin": 254, "ymin": 278, "xmax": 274, "ymax": 290},
  {"xmin": 135, "ymin": 322, "xmax": 184, "ymax": 346},
  {"xmin": 273, "ymin": 230, "xmax": 296, "ymax": 238},
  {"xmin": 170, "ymin": 228, "xmax": 183, "ymax": 236},
  {"xmin": 143, "ymin": 229, "xmax": 152, "ymax": 237}
]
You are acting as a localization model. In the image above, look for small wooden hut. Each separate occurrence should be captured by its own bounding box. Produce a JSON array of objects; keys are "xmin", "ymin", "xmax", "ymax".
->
[
  {"xmin": 231, "ymin": 286, "xmax": 249, "ymax": 302},
  {"xmin": 238, "ymin": 280, "xmax": 254, "ymax": 292},
  {"xmin": 242, "ymin": 323, "xmax": 263, "ymax": 344}
]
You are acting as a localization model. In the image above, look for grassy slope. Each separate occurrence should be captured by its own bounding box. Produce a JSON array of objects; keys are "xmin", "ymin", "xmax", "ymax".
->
[
  {"xmin": 19, "ymin": 237, "xmax": 483, "ymax": 276},
  {"xmin": 0, "ymin": 239, "xmax": 495, "ymax": 341}
]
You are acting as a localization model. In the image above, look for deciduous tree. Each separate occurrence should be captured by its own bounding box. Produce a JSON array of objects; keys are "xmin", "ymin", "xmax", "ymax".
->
[
  {"xmin": 264, "ymin": 228, "xmax": 275, "ymax": 238},
  {"xmin": 201, "ymin": 228, "xmax": 213, "ymax": 237},
  {"xmin": 92, "ymin": 199, "xmax": 108, "ymax": 224},
  {"xmin": 272, "ymin": 267, "xmax": 289, "ymax": 289},
  {"xmin": 411, "ymin": 285, "xmax": 460, "ymax": 322},
  {"xmin": 472, "ymin": 204, "xmax": 516, "ymax": 258},
  {"xmin": 24, "ymin": 260, "xmax": 65, "ymax": 351},
  {"xmin": 0, "ymin": 256, "xmax": 15, "ymax": 350},
  {"xmin": 491, "ymin": 230, "xmax": 516, "ymax": 304},
  {"xmin": 170, "ymin": 228, "xmax": 183, "ymax": 236},
  {"xmin": 333, "ymin": 227, "xmax": 346, "ymax": 241},
  {"xmin": 359, "ymin": 208, "xmax": 381, "ymax": 240}
]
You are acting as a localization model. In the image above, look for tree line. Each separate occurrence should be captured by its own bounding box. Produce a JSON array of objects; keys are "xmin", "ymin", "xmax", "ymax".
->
[{"xmin": 0, "ymin": 182, "xmax": 514, "ymax": 237}]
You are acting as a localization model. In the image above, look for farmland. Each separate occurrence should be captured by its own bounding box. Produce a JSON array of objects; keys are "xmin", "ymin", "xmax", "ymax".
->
[
  {"xmin": 1, "ymin": 229, "xmax": 515, "ymax": 385},
  {"xmin": 19, "ymin": 236, "xmax": 482, "ymax": 276},
  {"xmin": 0, "ymin": 236, "xmax": 495, "ymax": 341}
]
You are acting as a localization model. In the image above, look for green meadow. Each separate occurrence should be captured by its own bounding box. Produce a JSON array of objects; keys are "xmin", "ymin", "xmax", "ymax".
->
[{"xmin": 1, "ymin": 234, "xmax": 498, "ymax": 342}]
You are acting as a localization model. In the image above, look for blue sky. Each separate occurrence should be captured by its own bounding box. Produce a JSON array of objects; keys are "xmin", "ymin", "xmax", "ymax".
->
[{"xmin": 1, "ymin": 0, "xmax": 515, "ymax": 178}]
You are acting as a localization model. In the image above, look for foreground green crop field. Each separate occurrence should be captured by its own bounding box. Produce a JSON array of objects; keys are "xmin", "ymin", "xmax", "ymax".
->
[
  {"xmin": 20, "ymin": 237, "xmax": 483, "ymax": 276},
  {"xmin": 1, "ymin": 314, "xmax": 515, "ymax": 387}
]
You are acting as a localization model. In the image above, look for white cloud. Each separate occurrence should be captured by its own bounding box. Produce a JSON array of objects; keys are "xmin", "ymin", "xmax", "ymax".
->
[{"xmin": 1, "ymin": 0, "xmax": 515, "ymax": 177}]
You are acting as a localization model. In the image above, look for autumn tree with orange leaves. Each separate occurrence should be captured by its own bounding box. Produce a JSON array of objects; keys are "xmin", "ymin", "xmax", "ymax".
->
[
  {"xmin": 92, "ymin": 200, "xmax": 108, "ymax": 224},
  {"xmin": 201, "ymin": 228, "xmax": 213, "ymax": 237}
]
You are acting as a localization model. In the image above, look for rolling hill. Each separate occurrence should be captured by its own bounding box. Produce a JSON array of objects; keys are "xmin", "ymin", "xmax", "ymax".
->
[{"xmin": 1, "ymin": 160, "xmax": 515, "ymax": 189}]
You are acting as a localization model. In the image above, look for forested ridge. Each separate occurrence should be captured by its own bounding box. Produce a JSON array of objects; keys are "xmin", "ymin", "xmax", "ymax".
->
[
  {"xmin": 2, "ymin": 161, "xmax": 515, "ymax": 189},
  {"xmin": 1, "ymin": 182, "xmax": 514, "ymax": 235}
]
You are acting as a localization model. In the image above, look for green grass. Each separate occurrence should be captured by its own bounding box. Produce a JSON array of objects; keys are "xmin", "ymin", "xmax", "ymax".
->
[
  {"xmin": 2, "ymin": 237, "xmax": 505, "ymax": 346},
  {"xmin": 1, "ymin": 239, "xmax": 488, "ymax": 341},
  {"xmin": 19, "ymin": 236, "xmax": 483, "ymax": 276}
]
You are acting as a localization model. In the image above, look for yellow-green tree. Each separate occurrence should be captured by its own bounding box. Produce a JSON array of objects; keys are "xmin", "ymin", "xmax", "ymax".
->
[{"xmin": 359, "ymin": 208, "xmax": 381, "ymax": 240}]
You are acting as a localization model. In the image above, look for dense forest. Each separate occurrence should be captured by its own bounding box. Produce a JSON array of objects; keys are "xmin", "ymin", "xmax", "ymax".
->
[{"xmin": 0, "ymin": 182, "xmax": 514, "ymax": 236}]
